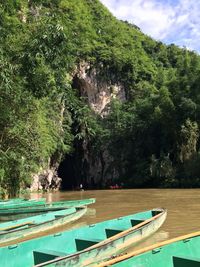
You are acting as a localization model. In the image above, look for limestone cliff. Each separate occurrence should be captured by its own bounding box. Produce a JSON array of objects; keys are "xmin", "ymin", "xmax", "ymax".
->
[
  {"xmin": 31, "ymin": 167, "xmax": 61, "ymax": 191},
  {"xmin": 69, "ymin": 62, "xmax": 127, "ymax": 187},
  {"xmin": 30, "ymin": 61, "xmax": 126, "ymax": 190},
  {"xmin": 73, "ymin": 62, "xmax": 126, "ymax": 116}
]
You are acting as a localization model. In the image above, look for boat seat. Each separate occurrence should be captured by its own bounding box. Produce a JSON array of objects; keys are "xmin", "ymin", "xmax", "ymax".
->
[
  {"xmin": 75, "ymin": 238, "xmax": 104, "ymax": 251},
  {"xmin": 33, "ymin": 249, "xmax": 68, "ymax": 265},
  {"xmin": 54, "ymin": 215, "xmax": 65, "ymax": 218},
  {"xmin": 173, "ymin": 255, "xmax": 200, "ymax": 266},
  {"xmin": 105, "ymin": 227, "xmax": 126, "ymax": 238},
  {"xmin": 131, "ymin": 219, "xmax": 144, "ymax": 227},
  {"xmin": 152, "ymin": 210, "xmax": 161, "ymax": 216}
]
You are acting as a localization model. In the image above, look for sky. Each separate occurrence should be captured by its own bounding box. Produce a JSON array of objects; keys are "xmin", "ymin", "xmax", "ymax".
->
[{"xmin": 100, "ymin": 0, "xmax": 200, "ymax": 53}]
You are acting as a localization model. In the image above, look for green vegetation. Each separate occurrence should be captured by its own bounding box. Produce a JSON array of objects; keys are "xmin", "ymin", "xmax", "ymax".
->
[{"xmin": 1, "ymin": 0, "xmax": 200, "ymax": 195}]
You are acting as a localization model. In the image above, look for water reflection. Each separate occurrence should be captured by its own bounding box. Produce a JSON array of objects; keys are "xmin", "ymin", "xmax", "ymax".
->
[{"xmin": 86, "ymin": 208, "xmax": 96, "ymax": 216}]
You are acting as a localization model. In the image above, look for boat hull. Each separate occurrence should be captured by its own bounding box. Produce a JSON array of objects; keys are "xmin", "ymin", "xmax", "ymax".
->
[
  {"xmin": 0, "ymin": 198, "xmax": 24, "ymax": 203},
  {"xmin": 39, "ymin": 208, "xmax": 167, "ymax": 266},
  {"xmin": 0, "ymin": 207, "xmax": 87, "ymax": 244},
  {"xmin": 0, "ymin": 198, "xmax": 46, "ymax": 209},
  {"xmin": 98, "ymin": 231, "xmax": 200, "ymax": 267},
  {"xmin": 0, "ymin": 208, "xmax": 166, "ymax": 267},
  {"xmin": 0, "ymin": 198, "xmax": 95, "ymax": 220}
]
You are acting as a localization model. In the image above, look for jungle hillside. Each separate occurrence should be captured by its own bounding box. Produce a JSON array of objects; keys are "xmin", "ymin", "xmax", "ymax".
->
[{"xmin": 1, "ymin": 0, "xmax": 200, "ymax": 196}]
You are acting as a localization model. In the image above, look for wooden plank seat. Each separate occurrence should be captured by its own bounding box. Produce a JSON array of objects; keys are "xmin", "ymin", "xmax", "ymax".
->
[
  {"xmin": 75, "ymin": 238, "xmax": 104, "ymax": 251},
  {"xmin": 105, "ymin": 227, "xmax": 127, "ymax": 238},
  {"xmin": 173, "ymin": 255, "xmax": 200, "ymax": 267},
  {"xmin": 33, "ymin": 249, "xmax": 68, "ymax": 265},
  {"xmin": 131, "ymin": 219, "xmax": 144, "ymax": 227},
  {"xmin": 54, "ymin": 215, "xmax": 65, "ymax": 218},
  {"xmin": 152, "ymin": 210, "xmax": 161, "ymax": 216}
]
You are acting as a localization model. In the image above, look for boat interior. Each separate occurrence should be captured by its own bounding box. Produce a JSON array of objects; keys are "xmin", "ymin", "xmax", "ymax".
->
[{"xmin": 32, "ymin": 210, "xmax": 158, "ymax": 265}]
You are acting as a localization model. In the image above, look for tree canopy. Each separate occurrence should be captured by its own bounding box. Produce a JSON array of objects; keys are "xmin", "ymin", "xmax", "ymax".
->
[{"xmin": 1, "ymin": 0, "xmax": 200, "ymax": 195}]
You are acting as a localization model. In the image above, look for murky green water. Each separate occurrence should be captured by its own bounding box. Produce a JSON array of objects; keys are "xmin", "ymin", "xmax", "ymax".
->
[{"xmin": 28, "ymin": 189, "xmax": 200, "ymax": 250}]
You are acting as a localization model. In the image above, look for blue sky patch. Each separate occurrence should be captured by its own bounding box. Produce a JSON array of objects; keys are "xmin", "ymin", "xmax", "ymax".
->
[{"xmin": 100, "ymin": 0, "xmax": 200, "ymax": 53}]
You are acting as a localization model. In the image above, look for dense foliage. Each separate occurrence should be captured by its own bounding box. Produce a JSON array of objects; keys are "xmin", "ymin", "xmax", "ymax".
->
[{"xmin": 1, "ymin": 0, "xmax": 200, "ymax": 195}]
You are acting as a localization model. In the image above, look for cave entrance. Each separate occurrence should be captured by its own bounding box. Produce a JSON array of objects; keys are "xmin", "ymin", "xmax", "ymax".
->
[
  {"xmin": 58, "ymin": 76, "xmax": 92, "ymax": 190},
  {"xmin": 57, "ymin": 153, "xmax": 93, "ymax": 190},
  {"xmin": 57, "ymin": 155, "xmax": 79, "ymax": 190}
]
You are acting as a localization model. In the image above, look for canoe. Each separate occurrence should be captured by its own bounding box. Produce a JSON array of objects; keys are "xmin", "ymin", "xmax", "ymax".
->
[
  {"xmin": 0, "ymin": 206, "xmax": 87, "ymax": 244},
  {"xmin": 0, "ymin": 198, "xmax": 46, "ymax": 209},
  {"xmin": 0, "ymin": 198, "xmax": 46, "ymax": 205},
  {"xmin": 0, "ymin": 198, "xmax": 95, "ymax": 220},
  {"xmin": 0, "ymin": 208, "xmax": 166, "ymax": 267},
  {"xmin": 0, "ymin": 198, "xmax": 24, "ymax": 203},
  {"xmin": 98, "ymin": 231, "xmax": 200, "ymax": 267}
]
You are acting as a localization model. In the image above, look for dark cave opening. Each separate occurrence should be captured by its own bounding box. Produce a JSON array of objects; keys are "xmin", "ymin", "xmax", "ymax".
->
[
  {"xmin": 57, "ymin": 153, "xmax": 97, "ymax": 190},
  {"xmin": 57, "ymin": 140, "xmax": 89, "ymax": 190},
  {"xmin": 57, "ymin": 155, "xmax": 80, "ymax": 190},
  {"xmin": 58, "ymin": 76, "xmax": 91, "ymax": 190}
]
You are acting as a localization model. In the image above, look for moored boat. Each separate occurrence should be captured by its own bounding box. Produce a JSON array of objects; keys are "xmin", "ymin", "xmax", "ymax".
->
[
  {"xmin": 0, "ymin": 208, "xmax": 166, "ymax": 267},
  {"xmin": 0, "ymin": 198, "xmax": 46, "ymax": 209},
  {"xmin": 0, "ymin": 198, "xmax": 95, "ymax": 220},
  {"xmin": 0, "ymin": 206, "xmax": 87, "ymax": 244},
  {"xmin": 0, "ymin": 198, "xmax": 24, "ymax": 203},
  {"xmin": 98, "ymin": 230, "xmax": 200, "ymax": 267}
]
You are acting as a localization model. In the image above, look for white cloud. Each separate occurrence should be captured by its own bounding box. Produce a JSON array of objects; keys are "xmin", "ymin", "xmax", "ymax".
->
[{"xmin": 100, "ymin": 0, "xmax": 200, "ymax": 52}]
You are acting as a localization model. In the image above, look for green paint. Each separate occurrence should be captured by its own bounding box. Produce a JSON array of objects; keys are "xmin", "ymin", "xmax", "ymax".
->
[
  {"xmin": 109, "ymin": 236, "xmax": 200, "ymax": 267},
  {"xmin": 0, "ymin": 207, "xmax": 87, "ymax": 244},
  {"xmin": 0, "ymin": 198, "xmax": 46, "ymax": 209},
  {"xmin": 0, "ymin": 198, "xmax": 95, "ymax": 219},
  {"xmin": 0, "ymin": 208, "xmax": 166, "ymax": 267}
]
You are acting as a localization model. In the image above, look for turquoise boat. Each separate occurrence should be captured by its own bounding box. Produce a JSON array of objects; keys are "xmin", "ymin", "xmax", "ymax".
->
[
  {"xmin": 0, "ymin": 208, "xmax": 166, "ymax": 267},
  {"xmin": 98, "ymin": 231, "xmax": 200, "ymax": 267},
  {"xmin": 0, "ymin": 206, "xmax": 87, "ymax": 244},
  {"xmin": 0, "ymin": 198, "xmax": 46, "ymax": 209},
  {"xmin": 0, "ymin": 198, "xmax": 24, "ymax": 203},
  {"xmin": 0, "ymin": 198, "xmax": 95, "ymax": 220}
]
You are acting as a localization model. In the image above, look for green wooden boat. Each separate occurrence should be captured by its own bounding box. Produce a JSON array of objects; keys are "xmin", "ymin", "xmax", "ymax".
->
[
  {"xmin": 0, "ymin": 198, "xmax": 24, "ymax": 203},
  {"xmin": 0, "ymin": 198, "xmax": 95, "ymax": 220},
  {"xmin": 98, "ymin": 231, "xmax": 200, "ymax": 267},
  {"xmin": 0, "ymin": 206, "xmax": 87, "ymax": 244},
  {"xmin": 0, "ymin": 198, "xmax": 46, "ymax": 209},
  {"xmin": 0, "ymin": 208, "xmax": 166, "ymax": 267},
  {"xmin": 0, "ymin": 198, "xmax": 45, "ymax": 204}
]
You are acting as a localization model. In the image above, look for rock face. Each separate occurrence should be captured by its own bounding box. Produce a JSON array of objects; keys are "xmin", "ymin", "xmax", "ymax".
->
[
  {"xmin": 73, "ymin": 62, "xmax": 126, "ymax": 116},
  {"xmin": 30, "ymin": 168, "xmax": 61, "ymax": 191},
  {"xmin": 85, "ymin": 149, "xmax": 120, "ymax": 188},
  {"xmin": 70, "ymin": 62, "xmax": 126, "ymax": 186},
  {"xmin": 30, "ymin": 62, "xmax": 127, "ymax": 190}
]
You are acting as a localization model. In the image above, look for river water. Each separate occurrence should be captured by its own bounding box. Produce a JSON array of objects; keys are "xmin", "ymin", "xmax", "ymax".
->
[{"xmin": 28, "ymin": 189, "xmax": 200, "ymax": 250}]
